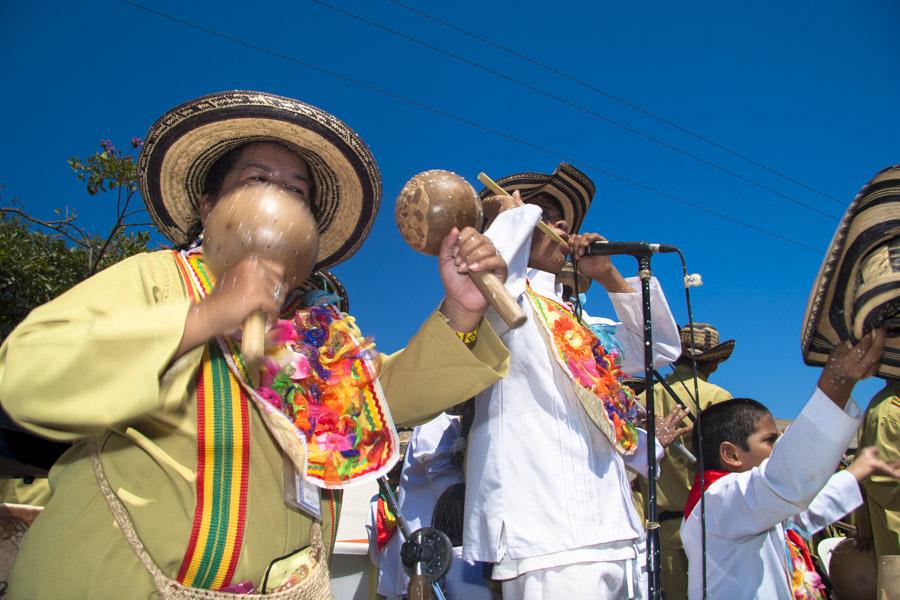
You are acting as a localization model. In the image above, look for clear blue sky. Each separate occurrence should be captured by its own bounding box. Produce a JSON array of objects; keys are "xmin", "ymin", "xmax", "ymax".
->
[{"xmin": 2, "ymin": 1, "xmax": 898, "ymax": 417}]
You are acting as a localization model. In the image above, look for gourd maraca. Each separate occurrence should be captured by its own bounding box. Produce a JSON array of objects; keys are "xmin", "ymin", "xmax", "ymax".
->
[
  {"xmin": 395, "ymin": 170, "xmax": 526, "ymax": 328},
  {"xmin": 203, "ymin": 183, "xmax": 320, "ymax": 383}
]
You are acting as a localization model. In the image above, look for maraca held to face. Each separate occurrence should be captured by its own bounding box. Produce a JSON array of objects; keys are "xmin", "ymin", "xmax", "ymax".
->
[{"xmin": 175, "ymin": 142, "xmax": 318, "ymax": 359}]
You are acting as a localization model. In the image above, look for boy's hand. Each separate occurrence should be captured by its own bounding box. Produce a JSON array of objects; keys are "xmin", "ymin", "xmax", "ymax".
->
[
  {"xmin": 818, "ymin": 328, "xmax": 886, "ymax": 406},
  {"xmin": 846, "ymin": 446, "xmax": 900, "ymax": 482}
]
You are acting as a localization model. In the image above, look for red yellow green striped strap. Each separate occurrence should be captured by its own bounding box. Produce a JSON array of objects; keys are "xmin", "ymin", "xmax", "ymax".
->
[{"xmin": 173, "ymin": 251, "xmax": 251, "ymax": 590}]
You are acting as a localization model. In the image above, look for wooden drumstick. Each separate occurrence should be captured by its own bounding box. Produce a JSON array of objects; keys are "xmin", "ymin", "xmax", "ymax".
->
[
  {"xmin": 396, "ymin": 170, "xmax": 526, "ymax": 329},
  {"xmin": 203, "ymin": 184, "xmax": 320, "ymax": 385},
  {"xmin": 477, "ymin": 172, "xmax": 569, "ymax": 247}
]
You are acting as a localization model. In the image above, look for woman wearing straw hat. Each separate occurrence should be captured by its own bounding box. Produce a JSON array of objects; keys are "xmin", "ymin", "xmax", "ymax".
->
[{"xmin": 0, "ymin": 91, "xmax": 511, "ymax": 599}]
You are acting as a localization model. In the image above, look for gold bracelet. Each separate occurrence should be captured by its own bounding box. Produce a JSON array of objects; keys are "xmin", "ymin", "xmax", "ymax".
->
[{"xmin": 455, "ymin": 327, "xmax": 478, "ymax": 348}]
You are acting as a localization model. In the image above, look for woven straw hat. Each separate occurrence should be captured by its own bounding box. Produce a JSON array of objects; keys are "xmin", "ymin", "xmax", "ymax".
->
[
  {"xmin": 801, "ymin": 165, "xmax": 900, "ymax": 379},
  {"xmin": 679, "ymin": 323, "xmax": 734, "ymax": 364},
  {"xmin": 478, "ymin": 163, "xmax": 594, "ymax": 234},
  {"xmin": 138, "ymin": 90, "xmax": 381, "ymax": 269}
]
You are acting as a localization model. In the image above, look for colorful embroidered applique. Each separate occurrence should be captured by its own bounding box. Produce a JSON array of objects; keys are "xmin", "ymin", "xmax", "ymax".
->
[
  {"xmin": 375, "ymin": 492, "xmax": 398, "ymax": 550},
  {"xmin": 257, "ymin": 304, "xmax": 398, "ymax": 488},
  {"xmin": 784, "ymin": 526, "xmax": 826, "ymax": 599},
  {"xmin": 175, "ymin": 248, "xmax": 398, "ymax": 490},
  {"xmin": 526, "ymin": 284, "xmax": 639, "ymax": 454}
]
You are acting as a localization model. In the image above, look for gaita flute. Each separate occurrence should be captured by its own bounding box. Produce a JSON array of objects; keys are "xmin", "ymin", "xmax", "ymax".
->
[{"xmin": 477, "ymin": 172, "xmax": 569, "ymax": 247}]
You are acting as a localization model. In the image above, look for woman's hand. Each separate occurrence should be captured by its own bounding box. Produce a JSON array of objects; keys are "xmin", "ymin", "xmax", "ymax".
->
[{"xmin": 176, "ymin": 256, "xmax": 286, "ymax": 358}]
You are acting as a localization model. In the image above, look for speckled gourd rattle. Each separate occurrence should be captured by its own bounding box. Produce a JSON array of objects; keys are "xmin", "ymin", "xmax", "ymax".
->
[
  {"xmin": 395, "ymin": 170, "xmax": 526, "ymax": 329},
  {"xmin": 203, "ymin": 184, "xmax": 320, "ymax": 384}
]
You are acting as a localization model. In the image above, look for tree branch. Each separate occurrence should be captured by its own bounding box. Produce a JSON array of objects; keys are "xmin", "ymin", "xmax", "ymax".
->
[{"xmin": 0, "ymin": 207, "xmax": 89, "ymax": 248}]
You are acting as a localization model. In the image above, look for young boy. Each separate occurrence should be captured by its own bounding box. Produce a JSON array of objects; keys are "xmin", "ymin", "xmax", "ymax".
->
[{"xmin": 681, "ymin": 330, "xmax": 900, "ymax": 599}]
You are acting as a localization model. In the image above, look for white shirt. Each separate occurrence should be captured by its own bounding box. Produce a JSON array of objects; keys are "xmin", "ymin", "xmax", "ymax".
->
[
  {"xmin": 374, "ymin": 413, "xmax": 463, "ymax": 597},
  {"xmin": 681, "ymin": 389, "xmax": 863, "ymax": 600},
  {"xmin": 464, "ymin": 205, "xmax": 680, "ymax": 573}
]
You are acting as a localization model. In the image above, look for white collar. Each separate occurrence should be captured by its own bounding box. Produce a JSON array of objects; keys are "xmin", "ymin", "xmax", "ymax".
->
[{"xmin": 527, "ymin": 268, "xmax": 566, "ymax": 302}]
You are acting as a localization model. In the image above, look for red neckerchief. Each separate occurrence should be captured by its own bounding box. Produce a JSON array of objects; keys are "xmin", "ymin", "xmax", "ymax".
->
[{"xmin": 684, "ymin": 469, "xmax": 730, "ymax": 519}]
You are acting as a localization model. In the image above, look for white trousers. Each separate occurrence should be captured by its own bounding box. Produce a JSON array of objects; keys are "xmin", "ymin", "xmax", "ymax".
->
[{"xmin": 501, "ymin": 559, "xmax": 647, "ymax": 600}]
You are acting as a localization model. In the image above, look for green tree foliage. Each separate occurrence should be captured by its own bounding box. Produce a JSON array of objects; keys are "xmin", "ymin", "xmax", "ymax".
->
[{"xmin": 0, "ymin": 139, "xmax": 152, "ymax": 341}]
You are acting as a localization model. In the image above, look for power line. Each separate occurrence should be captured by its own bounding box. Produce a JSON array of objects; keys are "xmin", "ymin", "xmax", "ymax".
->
[
  {"xmin": 119, "ymin": 0, "xmax": 822, "ymax": 253},
  {"xmin": 388, "ymin": 0, "xmax": 846, "ymax": 207},
  {"xmin": 311, "ymin": 0, "xmax": 840, "ymax": 221}
]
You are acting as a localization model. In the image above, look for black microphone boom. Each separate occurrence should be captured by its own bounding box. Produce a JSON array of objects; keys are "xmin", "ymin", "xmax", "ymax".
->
[{"xmin": 583, "ymin": 241, "xmax": 679, "ymax": 257}]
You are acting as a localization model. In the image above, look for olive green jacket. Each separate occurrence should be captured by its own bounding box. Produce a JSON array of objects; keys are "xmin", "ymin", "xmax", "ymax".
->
[
  {"xmin": 860, "ymin": 382, "xmax": 900, "ymax": 557},
  {"xmin": 0, "ymin": 251, "xmax": 510, "ymax": 599}
]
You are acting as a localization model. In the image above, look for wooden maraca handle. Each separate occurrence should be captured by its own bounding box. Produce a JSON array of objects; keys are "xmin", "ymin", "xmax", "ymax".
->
[
  {"xmin": 407, "ymin": 575, "xmax": 431, "ymax": 600},
  {"xmin": 241, "ymin": 310, "xmax": 267, "ymax": 386},
  {"xmin": 469, "ymin": 270, "xmax": 527, "ymax": 328}
]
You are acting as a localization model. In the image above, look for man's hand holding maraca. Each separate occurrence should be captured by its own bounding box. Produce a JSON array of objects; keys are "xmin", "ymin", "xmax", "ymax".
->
[
  {"xmin": 176, "ymin": 256, "xmax": 286, "ymax": 359},
  {"xmin": 439, "ymin": 227, "xmax": 509, "ymax": 333}
]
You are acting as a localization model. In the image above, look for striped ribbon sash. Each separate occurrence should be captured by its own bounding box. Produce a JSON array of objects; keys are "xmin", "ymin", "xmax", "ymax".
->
[
  {"xmin": 173, "ymin": 250, "xmax": 251, "ymax": 590},
  {"xmin": 171, "ymin": 249, "xmax": 359, "ymax": 589},
  {"xmin": 175, "ymin": 343, "xmax": 251, "ymax": 589}
]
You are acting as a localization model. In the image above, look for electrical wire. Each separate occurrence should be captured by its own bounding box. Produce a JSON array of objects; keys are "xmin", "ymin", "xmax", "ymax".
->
[
  {"xmin": 119, "ymin": 0, "xmax": 823, "ymax": 253},
  {"xmin": 312, "ymin": 0, "xmax": 841, "ymax": 220},
  {"xmin": 387, "ymin": 0, "xmax": 846, "ymax": 206}
]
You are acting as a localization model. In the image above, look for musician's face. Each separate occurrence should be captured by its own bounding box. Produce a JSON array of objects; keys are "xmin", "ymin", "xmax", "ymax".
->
[
  {"xmin": 199, "ymin": 142, "xmax": 313, "ymax": 225},
  {"xmin": 526, "ymin": 196, "xmax": 569, "ymax": 274}
]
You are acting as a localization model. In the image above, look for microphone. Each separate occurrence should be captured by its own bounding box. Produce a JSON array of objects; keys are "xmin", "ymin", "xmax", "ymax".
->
[{"xmin": 583, "ymin": 241, "xmax": 678, "ymax": 256}]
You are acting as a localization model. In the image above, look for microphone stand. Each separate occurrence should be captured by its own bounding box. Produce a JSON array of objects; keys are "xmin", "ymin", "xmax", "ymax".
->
[
  {"xmin": 637, "ymin": 253, "xmax": 663, "ymax": 600},
  {"xmin": 377, "ymin": 477, "xmax": 448, "ymax": 600}
]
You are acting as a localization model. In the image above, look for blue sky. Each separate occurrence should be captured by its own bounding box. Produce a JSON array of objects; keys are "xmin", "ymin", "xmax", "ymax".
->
[{"xmin": 2, "ymin": 1, "xmax": 898, "ymax": 417}]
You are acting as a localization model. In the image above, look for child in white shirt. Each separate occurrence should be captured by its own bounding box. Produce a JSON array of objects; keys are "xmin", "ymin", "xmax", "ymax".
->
[{"xmin": 681, "ymin": 330, "xmax": 900, "ymax": 599}]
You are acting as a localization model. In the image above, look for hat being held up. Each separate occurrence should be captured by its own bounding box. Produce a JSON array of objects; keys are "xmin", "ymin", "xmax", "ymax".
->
[{"xmin": 801, "ymin": 165, "xmax": 900, "ymax": 379}]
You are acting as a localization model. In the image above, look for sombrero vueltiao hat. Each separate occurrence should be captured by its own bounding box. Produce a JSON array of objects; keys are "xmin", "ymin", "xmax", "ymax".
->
[
  {"xmin": 478, "ymin": 163, "xmax": 594, "ymax": 234},
  {"xmin": 801, "ymin": 165, "xmax": 900, "ymax": 379},
  {"xmin": 679, "ymin": 323, "xmax": 734, "ymax": 364},
  {"xmin": 138, "ymin": 90, "xmax": 381, "ymax": 269}
]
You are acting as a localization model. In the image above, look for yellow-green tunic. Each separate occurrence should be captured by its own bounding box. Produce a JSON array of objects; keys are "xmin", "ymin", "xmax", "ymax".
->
[
  {"xmin": 0, "ymin": 251, "xmax": 510, "ymax": 599},
  {"xmin": 636, "ymin": 364, "xmax": 732, "ymax": 600},
  {"xmin": 859, "ymin": 382, "xmax": 900, "ymax": 558}
]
